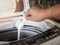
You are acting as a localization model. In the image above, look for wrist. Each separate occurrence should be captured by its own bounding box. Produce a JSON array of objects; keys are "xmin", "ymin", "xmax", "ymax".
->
[
  {"xmin": 45, "ymin": 8, "xmax": 54, "ymax": 19},
  {"xmin": 42, "ymin": 9, "xmax": 51, "ymax": 19},
  {"xmin": 38, "ymin": 9, "xmax": 50, "ymax": 21}
]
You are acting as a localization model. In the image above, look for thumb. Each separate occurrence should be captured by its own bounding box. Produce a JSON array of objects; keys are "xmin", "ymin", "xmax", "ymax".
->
[
  {"xmin": 25, "ymin": 14, "xmax": 31, "ymax": 20},
  {"xmin": 25, "ymin": 11, "xmax": 31, "ymax": 18}
]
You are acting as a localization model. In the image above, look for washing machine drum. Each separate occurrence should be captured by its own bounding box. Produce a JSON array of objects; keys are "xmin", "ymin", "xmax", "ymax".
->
[{"xmin": 0, "ymin": 25, "xmax": 41, "ymax": 45}]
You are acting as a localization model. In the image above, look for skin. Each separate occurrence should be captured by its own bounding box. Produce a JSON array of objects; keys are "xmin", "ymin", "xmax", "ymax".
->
[{"xmin": 25, "ymin": 5, "xmax": 60, "ymax": 22}]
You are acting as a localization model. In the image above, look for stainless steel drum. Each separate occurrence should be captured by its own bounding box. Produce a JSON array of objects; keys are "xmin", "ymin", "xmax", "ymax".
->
[{"xmin": 0, "ymin": 26, "xmax": 38, "ymax": 45}]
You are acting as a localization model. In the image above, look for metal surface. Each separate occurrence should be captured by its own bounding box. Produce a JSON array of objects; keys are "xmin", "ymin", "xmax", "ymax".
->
[
  {"xmin": 30, "ymin": 20, "xmax": 60, "ymax": 45},
  {"xmin": 0, "ymin": 22, "xmax": 60, "ymax": 45}
]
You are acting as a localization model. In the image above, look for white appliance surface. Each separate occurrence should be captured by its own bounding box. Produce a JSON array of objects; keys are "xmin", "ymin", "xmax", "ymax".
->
[{"xmin": 41, "ymin": 36, "xmax": 60, "ymax": 45}]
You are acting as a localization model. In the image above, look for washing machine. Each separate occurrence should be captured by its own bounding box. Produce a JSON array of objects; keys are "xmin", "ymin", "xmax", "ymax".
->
[
  {"xmin": 0, "ymin": 0, "xmax": 60, "ymax": 45},
  {"xmin": 0, "ymin": 20, "xmax": 60, "ymax": 45}
]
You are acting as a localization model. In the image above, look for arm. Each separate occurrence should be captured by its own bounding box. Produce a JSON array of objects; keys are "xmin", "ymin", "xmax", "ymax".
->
[
  {"xmin": 47, "ymin": 4, "xmax": 60, "ymax": 19},
  {"xmin": 26, "ymin": 5, "xmax": 60, "ymax": 21}
]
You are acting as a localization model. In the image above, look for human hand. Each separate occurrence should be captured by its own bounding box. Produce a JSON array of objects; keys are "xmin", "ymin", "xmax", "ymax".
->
[{"xmin": 25, "ymin": 7, "xmax": 48, "ymax": 22}]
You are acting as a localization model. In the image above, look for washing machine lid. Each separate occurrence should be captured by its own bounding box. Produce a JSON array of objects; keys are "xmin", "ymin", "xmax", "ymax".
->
[
  {"xmin": 0, "ymin": 0, "xmax": 24, "ymax": 18},
  {"xmin": 0, "ymin": 0, "xmax": 24, "ymax": 30},
  {"xmin": 0, "ymin": 0, "xmax": 16, "ymax": 17}
]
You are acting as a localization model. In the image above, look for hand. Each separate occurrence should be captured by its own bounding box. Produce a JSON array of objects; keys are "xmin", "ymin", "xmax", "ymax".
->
[{"xmin": 25, "ymin": 7, "xmax": 48, "ymax": 22}]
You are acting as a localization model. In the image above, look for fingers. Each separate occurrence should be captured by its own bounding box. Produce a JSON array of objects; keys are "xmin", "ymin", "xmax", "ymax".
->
[
  {"xmin": 25, "ymin": 14, "xmax": 32, "ymax": 20},
  {"xmin": 25, "ymin": 8, "xmax": 36, "ymax": 21},
  {"xmin": 25, "ymin": 9, "xmax": 31, "ymax": 19}
]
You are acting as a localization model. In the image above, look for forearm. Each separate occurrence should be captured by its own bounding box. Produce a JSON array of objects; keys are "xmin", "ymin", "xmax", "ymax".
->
[
  {"xmin": 26, "ymin": 5, "xmax": 60, "ymax": 22},
  {"xmin": 46, "ymin": 5, "xmax": 60, "ymax": 19}
]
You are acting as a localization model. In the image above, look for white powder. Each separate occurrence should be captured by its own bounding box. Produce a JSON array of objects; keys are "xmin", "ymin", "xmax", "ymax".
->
[
  {"xmin": 15, "ymin": 17, "xmax": 26, "ymax": 40},
  {"xmin": 17, "ymin": 21, "xmax": 23, "ymax": 40},
  {"xmin": 16, "ymin": 0, "xmax": 30, "ymax": 40},
  {"xmin": 18, "ymin": 28, "xmax": 21, "ymax": 40}
]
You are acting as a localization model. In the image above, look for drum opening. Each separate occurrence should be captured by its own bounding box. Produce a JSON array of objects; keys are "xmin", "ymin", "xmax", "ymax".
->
[
  {"xmin": 0, "ymin": 30, "xmax": 34, "ymax": 42},
  {"xmin": 0, "ymin": 31, "xmax": 26, "ymax": 42}
]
